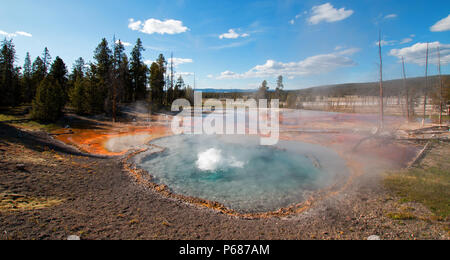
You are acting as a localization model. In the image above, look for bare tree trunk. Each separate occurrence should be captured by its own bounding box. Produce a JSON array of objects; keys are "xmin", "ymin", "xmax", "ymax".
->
[
  {"xmin": 423, "ymin": 42, "xmax": 429, "ymax": 125},
  {"xmin": 402, "ymin": 57, "xmax": 410, "ymax": 121},
  {"xmin": 438, "ymin": 46, "xmax": 443, "ymax": 125},
  {"xmin": 378, "ymin": 31, "xmax": 384, "ymax": 130},
  {"xmin": 112, "ymin": 81, "xmax": 117, "ymax": 123}
]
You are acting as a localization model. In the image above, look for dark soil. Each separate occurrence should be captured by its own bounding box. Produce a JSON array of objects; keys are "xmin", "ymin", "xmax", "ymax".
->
[{"xmin": 0, "ymin": 122, "xmax": 448, "ymax": 240}]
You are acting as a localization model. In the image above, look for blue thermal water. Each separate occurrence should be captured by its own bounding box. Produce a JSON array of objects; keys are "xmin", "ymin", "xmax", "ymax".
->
[{"xmin": 133, "ymin": 135, "xmax": 349, "ymax": 213}]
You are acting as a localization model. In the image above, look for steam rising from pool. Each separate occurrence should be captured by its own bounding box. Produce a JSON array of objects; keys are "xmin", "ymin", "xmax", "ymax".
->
[
  {"xmin": 196, "ymin": 148, "xmax": 245, "ymax": 171},
  {"xmin": 133, "ymin": 135, "xmax": 350, "ymax": 213}
]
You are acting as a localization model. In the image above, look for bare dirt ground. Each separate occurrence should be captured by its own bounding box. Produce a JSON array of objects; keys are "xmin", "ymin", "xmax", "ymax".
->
[{"xmin": 0, "ymin": 119, "xmax": 448, "ymax": 240}]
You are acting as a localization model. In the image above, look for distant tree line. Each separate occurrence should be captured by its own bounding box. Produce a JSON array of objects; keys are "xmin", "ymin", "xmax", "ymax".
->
[
  {"xmin": 0, "ymin": 38, "xmax": 190, "ymax": 122},
  {"xmin": 203, "ymin": 76, "xmax": 287, "ymax": 106}
]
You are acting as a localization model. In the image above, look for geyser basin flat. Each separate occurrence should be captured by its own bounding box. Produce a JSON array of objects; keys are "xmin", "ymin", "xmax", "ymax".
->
[{"xmin": 133, "ymin": 135, "xmax": 350, "ymax": 213}]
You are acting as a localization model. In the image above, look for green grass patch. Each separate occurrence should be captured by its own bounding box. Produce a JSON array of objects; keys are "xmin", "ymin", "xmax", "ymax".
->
[
  {"xmin": 0, "ymin": 107, "xmax": 62, "ymax": 132},
  {"xmin": 384, "ymin": 143, "xmax": 450, "ymax": 219},
  {"xmin": 386, "ymin": 211, "xmax": 417, "ymax": 220}
]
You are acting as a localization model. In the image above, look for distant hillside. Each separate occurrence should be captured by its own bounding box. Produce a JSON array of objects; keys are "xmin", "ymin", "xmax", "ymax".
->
[{"xmin": 288, "ymin": 75, "xmax": 448, "ymax": 98}]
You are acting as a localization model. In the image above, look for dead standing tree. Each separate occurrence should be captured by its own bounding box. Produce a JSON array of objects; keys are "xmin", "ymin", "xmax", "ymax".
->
[
  {"xmin": 437, "ymin": 46, "xmax": 443, "ymax": 125},
  {"xmin": 378, "ymin": 31, "xmax": 384, "ymax": 130},
  {"xmin": 423, "ymin": 42, "xmax": 429, "ymax": 126},
  {"xmin": 402, "ymin": 56, "xmax": 410, "ymax": 121}
]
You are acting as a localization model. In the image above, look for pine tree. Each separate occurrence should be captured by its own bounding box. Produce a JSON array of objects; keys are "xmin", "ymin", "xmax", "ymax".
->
[
  {"xmin": 175, "ymin": 75, "xmax": 185, "ymax": 100},
  {"xmin": 149, "ymin": 62, "xmax": 161, "ymax": 107},
  {"xmin": 130, "ymin": 38, "xmax": 147, "ymax": 101},
  {"xmin": 31, "ymin": 76, "xmax": 65, "ymax": 122},
  {"xmin": 257, "ymin": 80, "xmax": 269, "ymax": 101},
  {"xmin": 68, "ymin": 57, "xmax": 85, "ymax": 95},
  {"xmin": 121, "ymin": 55, "xmax": 132, "ymax": 103},
  {"xmin": 71, "ymin": 57, "xmax": 85, "ymax": 81},
  {"xmin": 69, "ymin": 76, "xmax": 87, "ymax": 114},
  {"xmin": 84, "ymin": 64, "xmax": 104, "ymax": 114},
  {"xmin": 155, "ymin": 54, "xmax": 166, "ymax": 106},
  {"xmin": 21, "ymin": 52, "xmax": 33, "ymax": 102},
  {"xmin": 49, "ymin": 56, "xmax": 68, "ymax": 101},
  {"xmin": 149, "ymin": 55, "xmax": 167, "ymax": 108},
  {"xmin": 93, "ymin": 38, "xmax": 112, "ymax": 113},
  {"xmin": 31, "ymin": 57, "xmax": 46, "ymax": 100},
  {"xmin": 0, "ymin": 39, "xmax": 22, "ymax": 106},
  {"xmin": 108, "ymin": 39, "xmax": 127, "ymax": 120},
  {"xmin": 41, "ymin": 47, "xmax": 52, "ymax": 75},
  {"xmin": 167, "ymin": 85, "xmax": 174, "ymax": 104},
  {"xmin": 275, "ymin": 75, "xmax": 284, "ymax": 100}
]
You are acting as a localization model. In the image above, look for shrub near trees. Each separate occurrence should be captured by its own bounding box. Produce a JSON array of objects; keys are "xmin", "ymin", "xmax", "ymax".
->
[{"xmin": 31, "ymin": 76, "xmax": 65, "ymax": 122}]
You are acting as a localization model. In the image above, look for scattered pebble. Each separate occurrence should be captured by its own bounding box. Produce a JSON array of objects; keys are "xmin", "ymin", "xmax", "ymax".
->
[
  {"xmin": 367, "ymin": 235, "xmax": 381, "ymax": 240},
  {"xmin": 67, "ymin": 235, "xmax": 80, "ymax": 240}
]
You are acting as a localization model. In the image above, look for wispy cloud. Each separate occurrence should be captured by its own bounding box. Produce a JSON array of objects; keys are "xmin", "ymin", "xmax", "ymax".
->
[
  {"xmin": 374, "ymin": 40, "xmax": 397, "ymax": 47},
  {"xmin": 308, "ymin": 3, "xmax": 354, "ymax": 25},
  {"xmin": 399, "ymin": 38, "xmax": 413, "ymax": 44},
  {"xmin": 210, "ymin": 39, "xmax": 253, "ymax": 50},
  {"xmin": 430, "ymin": 14, "xmax": 450, "ymax": 32},
  {"xmin": 289, "ymin": 11, "xmax": 308, "ymax": 25},
  {"xmin": 128, "ymin": 18, "xmax": 189, "ymax": 35},
  {"xmin": 217, "ymin": 48, "xmax": 359, "ymax": 79},
  {"xmin": 219, "ymin": 29, "xmax": 250, "ymax": 39},
  {"xmin": 384, "ymin": 14, "xmax": 398, "ymax": 20},
  {"xmin": 0, "ymin": 30, "xmax": 32, "ymax": 38}
]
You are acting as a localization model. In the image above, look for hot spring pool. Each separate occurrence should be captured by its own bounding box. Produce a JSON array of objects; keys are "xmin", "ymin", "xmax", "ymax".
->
[{"xmin": 132, "ymin": 135, "xmax": 350, "ymax": 213}]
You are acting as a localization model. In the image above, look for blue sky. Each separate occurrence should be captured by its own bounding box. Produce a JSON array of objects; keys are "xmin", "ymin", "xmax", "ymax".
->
[{"xmin": 1, "ymin": 0, "xmax": 449, "ymax": 90}]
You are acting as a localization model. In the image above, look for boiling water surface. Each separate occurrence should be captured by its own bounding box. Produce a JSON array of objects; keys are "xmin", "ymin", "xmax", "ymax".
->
[{"xmin": 133, "ymin": 135, "xmax": 349, "ymax": 213}]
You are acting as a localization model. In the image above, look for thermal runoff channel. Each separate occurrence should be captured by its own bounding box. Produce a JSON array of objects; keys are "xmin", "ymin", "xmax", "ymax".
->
[{"xmin": 132, "ymin": 135, "xmax": 350, "ymax": 213}]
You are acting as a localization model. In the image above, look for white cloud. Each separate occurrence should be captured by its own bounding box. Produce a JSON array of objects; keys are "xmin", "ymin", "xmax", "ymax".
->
[
  {"xmin": 389, "ymin": 42, "xmax": 450, "ymax": 65},
  {"xmin": 207, "ymin": 74, "xmax": 214, "ymax": 79},
  {"xmin": 384, "ymin": 14, "xmax": 398, "ymax": 19},
  {"xmin": 219, "ymin": 29, "xmax": 249, "ymax": 39},
  {"xmin": 115, "ymin": 40, "xmax": 132, "ymax": 47},
  {"xmin": 289, "ymin": 19, "xmax": 295, "ymax": 25},
  {"xmin": 430, "ymin": 14, "xmax": 450, "ymax": 32},
  {"xmin": 128, "ymin": 18, "xmax": 189, "ymax": 35},
  {"xmin": 0, "ymin": 30, "xmax": 32, "ymax": 38},
  {"xmin": 308, "ymin": 3, "xmax": 354, "ymax": 25},
  {"xmin": 217, "ymin": 48, "xmax": 359, "ymax": 79}
]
